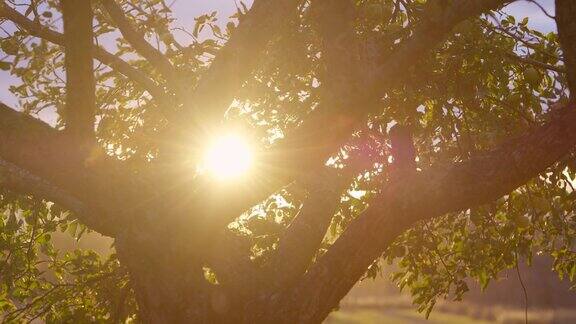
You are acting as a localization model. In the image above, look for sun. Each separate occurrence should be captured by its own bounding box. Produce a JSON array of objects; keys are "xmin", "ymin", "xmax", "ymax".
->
[{"xmin": 203, "ymin": 134, "xmax": 253, "ymax": 179}]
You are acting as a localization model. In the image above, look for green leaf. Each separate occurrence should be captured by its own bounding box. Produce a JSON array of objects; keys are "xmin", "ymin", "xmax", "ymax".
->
[
  {"xmin": 1, "ymin": 39, "xmax": 19, "ymax": 55},
  {"xmin": 0, "ymin": 61, "xmax": 10, "ymax": 71},
  {"xmin": 67, "ymin": 220, "xmax": 78, "ymax": 237}
]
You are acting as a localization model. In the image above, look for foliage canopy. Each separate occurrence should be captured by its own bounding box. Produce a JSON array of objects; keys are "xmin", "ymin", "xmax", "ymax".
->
[{"xmin": 0, "ymin": 0, "xmax": 575, "ymax": 322}]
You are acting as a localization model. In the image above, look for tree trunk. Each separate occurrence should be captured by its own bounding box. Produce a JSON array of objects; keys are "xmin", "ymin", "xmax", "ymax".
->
[
  {"xmin": 114, "ymin": 231, "xmax": 258, "ymax": 323},
  {"xmin": 114, "ymin": 230, "xmax": 342, "ymax": 324}
]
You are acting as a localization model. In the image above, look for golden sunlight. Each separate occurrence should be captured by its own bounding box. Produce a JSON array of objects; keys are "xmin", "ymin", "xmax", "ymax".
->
[{"xmin": 203, "ymin": 134, "xmax": 253, "ymax": 179}]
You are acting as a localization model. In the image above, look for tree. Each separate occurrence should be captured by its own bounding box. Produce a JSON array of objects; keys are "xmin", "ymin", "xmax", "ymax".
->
[{"xmin": 0, "ymin": 0, "xmax": 575, "ymax": 322}]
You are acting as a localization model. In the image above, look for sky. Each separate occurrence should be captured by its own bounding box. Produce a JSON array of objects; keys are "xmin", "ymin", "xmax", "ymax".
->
[
  {"xmin": 166, "ymin": 0, "xmax": 556, "ymax": 33},
  {"xmin": 505, "ymin": 0, "xmax": 555, "ymax": 32},
  {"xmin": 0, "ymin": 0, "xmax": 557, "ymax": 113}
]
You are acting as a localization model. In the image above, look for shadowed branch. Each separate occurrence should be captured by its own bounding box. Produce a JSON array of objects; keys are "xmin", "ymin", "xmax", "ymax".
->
[
  {"xmin": 0, "ymin": 103, "xmax": 117, "ymax": 235},
  {"xmin": 100, "ymin": 0, "xmax": 182, "ymax": 94},
  {"xmin": 184, "ymin": 0, "xmax": 514, "ymax": 245},
  {"xmin": 62, "ymin": 0, "xmax": 96, "ymax": 144},
  {"xmin": 556, "ymin": 0, "xmax": 576, "ymax": 94},
  {"xmin": 277, "ymin": 100, "xmax": 576, "ymax": 323}
]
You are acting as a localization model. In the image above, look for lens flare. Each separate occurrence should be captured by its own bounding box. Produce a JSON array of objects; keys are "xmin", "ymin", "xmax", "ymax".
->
[{"xmin": 203, "ymin": 134, "xmax": 253, "ymax": 179}]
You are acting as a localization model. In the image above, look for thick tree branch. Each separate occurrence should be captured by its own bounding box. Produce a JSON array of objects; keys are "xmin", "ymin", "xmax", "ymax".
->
[
  {"xmin": 271, "ymin": 0, "xmax": 513, "ymax": 175},
  {"xmin": 179, "ymin": 0, "xmax": 305, "ymax": 124},
  {"xmin": 389, "ymin": 124, "xmax": 417, "ymax": 179},
  {"xmin": 274, "ymin": 101, "xmax": 576, "ymax": 323},
  {"xmin": 206, "ymin": 232, "xmax": 258, "ymax": 298},
  {"xmin": 260, "ymin": 0, "xmax": 361, "ymax": 291},
  {"xmin": 159, "ymin": 0, "xmax": 306, "ymax": 164},
  {"xmin": 100, "ymin": 0, "xmax": 182, "ymax": 93},
  {"xmin": 0, "ymin": 104, "xmax": 116, "ymax": 235},
  {"xmin": 264, "ymin": 127, "xmax": 398, "ymax": 293},
  {"xmin": 264, "ymin": 171, "xmax": 345, "ymax": 290},
  {"xmin": 62, "ymin": 0, "xmax": 96, "ymax": 143},
  {"xmin": 0, "ymin": 158, "xmax": 98, "ymax": 228},
  {"xmin": 149, "ymin": 0, "xmax": 308, "ymax": 249},
  {"xmin": 0, "ymin": 2, "xmax": 166, "ymax": 99},
  {"xmin": 0, "ymin": 105, "xmax": 161, "ymax": 239},
  {"xmin": 556, "ymin": 0, "xmax": 576, "ymax": 95},
  {"xmin": 185, "ymin": 0, "xmax": 513, "ymax": 243}
]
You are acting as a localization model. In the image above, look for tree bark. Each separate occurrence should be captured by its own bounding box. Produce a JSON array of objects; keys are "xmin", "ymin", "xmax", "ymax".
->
[
  {"xmin": 62, "ymin": 0, "xmax": 96, "ymax": 143},
  {"xmin": 100, "ymin": 0, "xmax": 181, "ymax": 94},
  {"xmin": 110, "ymin": 99, "xmax": 576, "ymax": 324},
  {"xmin": 260, "ymin": 102, "xmax": 576, "ymax": 323},
  {"xmin": 172, "ymin": 0, "xmax": 514, "ymax": 246},
  {"xmin": 556, "ymin": 0, "xmax": 576, "ymax": 94}
]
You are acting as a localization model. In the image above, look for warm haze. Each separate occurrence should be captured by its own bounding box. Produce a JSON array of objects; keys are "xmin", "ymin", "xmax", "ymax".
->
[{"xmin": 0, "ymin": 1, "xmax": 576, "ymax": 324}]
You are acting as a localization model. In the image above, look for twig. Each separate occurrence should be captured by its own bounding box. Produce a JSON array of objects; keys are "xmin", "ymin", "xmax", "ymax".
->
[{"xmin": 515, "ymin": 253, "xmax": 529, "ymax": 324}]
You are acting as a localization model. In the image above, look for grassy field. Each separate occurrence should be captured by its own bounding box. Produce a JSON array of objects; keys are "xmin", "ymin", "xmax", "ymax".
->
[
  {"xmin": 325, "ymin": 306, "xmax": 576, "ymax": 324},
  {"xmin": 325, "ymin": 309, "xmax": 491, "ymax": 324},
  {"xmin": 327, "ymin": 257, "xmax": 576, "ymax": 324}
]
